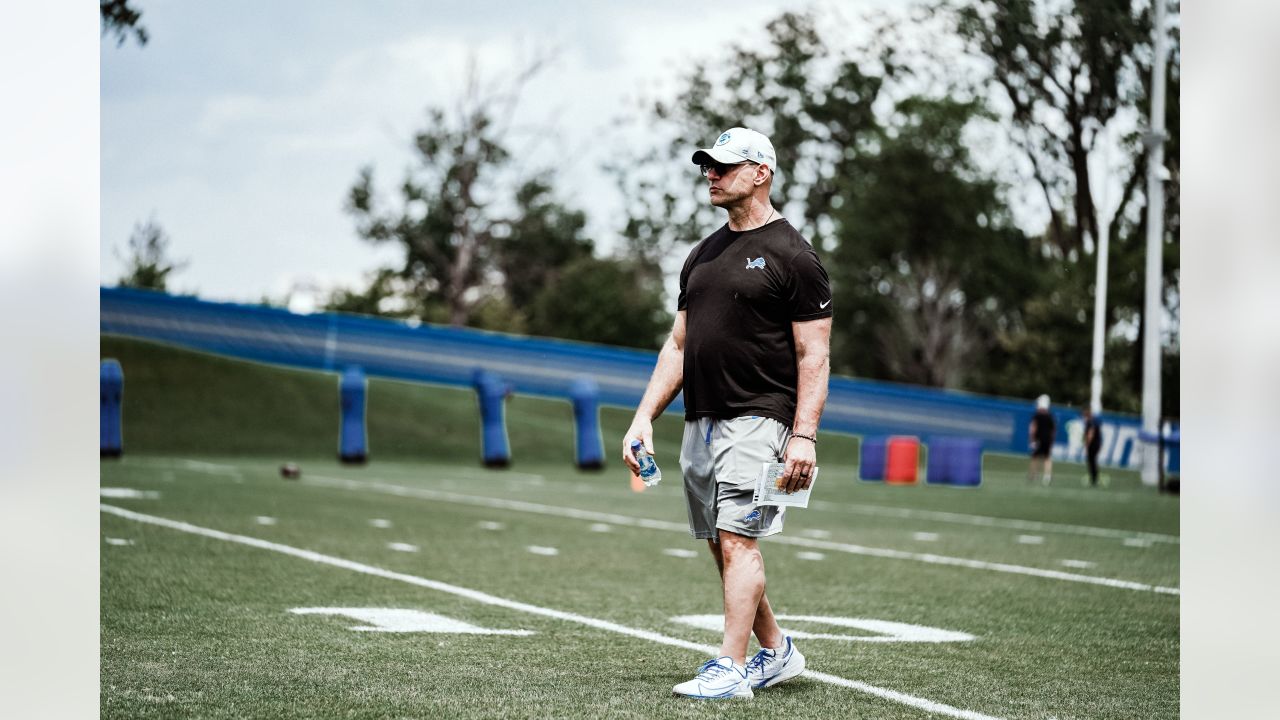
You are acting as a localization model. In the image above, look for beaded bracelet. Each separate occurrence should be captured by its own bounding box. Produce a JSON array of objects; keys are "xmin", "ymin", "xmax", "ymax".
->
[{"xmin": 790, "ymin": 433, "xmax": 817, "ymax": 444}]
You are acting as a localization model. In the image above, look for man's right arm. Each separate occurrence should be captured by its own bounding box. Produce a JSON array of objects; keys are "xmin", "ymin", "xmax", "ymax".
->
[{"xmin": 622, "ymin": 311, "xmax": 686, "ymax": 472}]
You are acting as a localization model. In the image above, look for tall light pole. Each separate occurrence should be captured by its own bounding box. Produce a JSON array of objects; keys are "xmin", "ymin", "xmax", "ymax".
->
[
  {"xmin": 1141, "ymin": 0, "xmax": 1171, "ymax": 486},
  {"xmin": 1089, "ymin": 126, "xmax": 1113, "ymax": 416}
]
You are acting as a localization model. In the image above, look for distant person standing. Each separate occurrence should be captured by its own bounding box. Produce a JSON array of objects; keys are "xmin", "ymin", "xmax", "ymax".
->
[
  {"xmin": 1082, "ymin": 406, "xmax": 1103, "ymax": 486},
  {"xmin": 1028, "ymin": 394, "xmax": 1056, "ymax": 485},
  {"xmin": 623, "ymin": 126, "xmax": 831, "ymax": 699}
]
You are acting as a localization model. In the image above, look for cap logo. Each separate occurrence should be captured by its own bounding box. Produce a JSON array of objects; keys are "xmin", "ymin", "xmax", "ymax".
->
[{"xmin": 716, "ymin": 132, "xmax": 732, "ymax": 146}]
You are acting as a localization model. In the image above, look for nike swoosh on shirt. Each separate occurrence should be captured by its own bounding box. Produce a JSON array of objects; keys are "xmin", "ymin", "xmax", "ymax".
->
[{"xmin": 819, "ymin": 300, "xmax": 831, "ymax": 308}]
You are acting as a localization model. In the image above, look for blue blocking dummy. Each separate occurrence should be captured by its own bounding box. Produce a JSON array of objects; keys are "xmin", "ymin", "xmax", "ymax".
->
[
  {"xmin": 339, "ymin": 365, "xmax": 368, "ymax": 463},
  {"xmin": 101, "ymin": 359, "xmax": 124, "ymax": 458},
  {"xmin": 569, "ymin": 376, "xmax": 604, "ymax": 470},
  {"xmin": 472, "ymin": 369, "xmax": 511, "ymax": 467}
]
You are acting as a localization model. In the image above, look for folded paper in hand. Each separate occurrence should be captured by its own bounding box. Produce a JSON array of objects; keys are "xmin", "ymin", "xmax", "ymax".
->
[{"xmin": 752, "ymin": 463, "xmax": 818, "ymax": 508}]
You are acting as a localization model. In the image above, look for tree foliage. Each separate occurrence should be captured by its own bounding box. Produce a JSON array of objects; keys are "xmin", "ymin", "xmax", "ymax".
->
[
  {"xmin": 611, "ymin": 11, "xmax": 890, "ymax": 264},
  {"xmin": 830, "ymin": 97, "xmax": 1041, "ymax": 388},
  {"xmin": 323, "ymin": 268, "xmax": 417, "ymax": 320},
  {"xmin": 100, "ymin": 0, "xmax": 148, "ymax": 47},
  {"xmin": 527, "ymin": 257, "xmax": 670, "ymax": 350},
  {"xmin": 342, "ymin": 61, "xmax": 669, "ymax": 349},
  {"xmin": 347, "ymin": 97, "xmax": 511, "ymax": 328},
  {"xmin": 117, "ymin": 218, "xmax": 184, "ymax": 291},
  {"xmin": 495, "ymin": 179, "xmax": 595, "ymax": 312},
  {"xmin": 614, "ymin": 5, "xmax": 1179, "ymax": 413},
  {"xmin": 940, "ymin": 0, "xmax": 1180, "ymax": 413}
]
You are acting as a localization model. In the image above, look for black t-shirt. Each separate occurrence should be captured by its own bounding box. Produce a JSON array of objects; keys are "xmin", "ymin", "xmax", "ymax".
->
[
  {"xmin": 1084, "ymin": 417, "xmax": 1102, "ymax": 451},
  {"xmin": 677, "ymin": 219, "xmax": 832, "ymax": 425},
  {"xmin": 1031, "ymin": 410, "xmax": 1056, "ymax": 446}
]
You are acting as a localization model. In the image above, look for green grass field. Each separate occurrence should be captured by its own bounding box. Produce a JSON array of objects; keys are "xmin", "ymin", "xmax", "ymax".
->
[{"xmin": 100, "ymin": 336, "xmax": 1179, "ymax": 719}]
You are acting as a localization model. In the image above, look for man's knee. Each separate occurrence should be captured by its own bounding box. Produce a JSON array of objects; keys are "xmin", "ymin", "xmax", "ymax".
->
[{"xmin": 718, "ymin": 530, "xmax": 762, "ymax": 565}]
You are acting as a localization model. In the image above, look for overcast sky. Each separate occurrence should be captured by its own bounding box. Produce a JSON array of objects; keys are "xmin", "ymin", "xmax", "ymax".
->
[{"xmin": 103, "ymin": 1, "xmax": 913, "ymax": 311}]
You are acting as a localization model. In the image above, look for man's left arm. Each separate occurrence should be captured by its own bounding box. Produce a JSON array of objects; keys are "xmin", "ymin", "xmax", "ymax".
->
[{"xmin": 781, "ymin": 317, "xmax": 832, "ymax": 492}]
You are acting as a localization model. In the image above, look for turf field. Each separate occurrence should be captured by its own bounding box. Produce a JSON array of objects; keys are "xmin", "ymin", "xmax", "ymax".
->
[{"xmin": 100, "ymin": 337, "xmax": 1179, "ymax": 719}]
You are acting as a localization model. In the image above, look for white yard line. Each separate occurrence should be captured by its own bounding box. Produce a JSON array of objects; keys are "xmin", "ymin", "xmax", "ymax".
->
[
  {"xmin": 303, "ymin": 475, "xmax": 1179, "ymax": 596},
  {"xmin": 179, "ymin": 459, "xmax": 240, "ymax": 474},
  {"xmin": 100, "ymin": 488, "xmax": 160, "ymax": 499},
  {"xmin": 807, "ymin": 500, "xmax": 1178, "ymax": 544},
  {"xmin": 177, "ymin": 459, "xmax": 245, "ymax": 481},
  {"xmin": 100, "ymin": 504, "xmax": 1007, "ymax": 720}
]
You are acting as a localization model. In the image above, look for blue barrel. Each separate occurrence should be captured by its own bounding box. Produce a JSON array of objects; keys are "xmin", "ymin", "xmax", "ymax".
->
[
  {"xmin": 472, "ymin": 369, "xmax": 511, "ymax": 467},
  {"xmin": 101, "ymin": 359, "xmax": 124, "ymax": 458},
  {"xmin": 569, "ymin": 376, "xmax": 604, "ymax": 470},
  {"xmin": 926, "ymin": 437, "xmax": 953, "ymax": 484},
  {"xmin": 859, "ymin": 437, "xmax": 886, "ymax": 481},
  {"xmin": 950, "ymin": 438, "xmax": 984, "ymax": 486},
  {"xmin": 338, "ymin": 365, "xmax": 368, "ymax": 463}
]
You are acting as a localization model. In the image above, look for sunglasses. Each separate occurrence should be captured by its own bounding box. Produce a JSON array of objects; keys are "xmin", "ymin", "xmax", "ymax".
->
[{"xmin": 699, "ymin": 160, "xmax": 757, "ymax": 177}]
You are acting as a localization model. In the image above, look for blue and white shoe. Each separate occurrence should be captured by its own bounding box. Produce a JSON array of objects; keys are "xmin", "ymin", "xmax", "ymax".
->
[
  {"xmin": 672, "ymin": 656, "xmax": 753, "ymax": 699},
  {"xmin": 746, "ymin": 636, "xmax": 806, "ymax": 689}
]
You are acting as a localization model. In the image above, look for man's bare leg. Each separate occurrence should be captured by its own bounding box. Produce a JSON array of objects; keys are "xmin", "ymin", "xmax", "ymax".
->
[
  {"xmin": 706, "ymin": 538, "xmax": 784, "ymax": 651},
  {"xmin": 706, "ymin": 531, "xmax": 781, "ymax": 664}
]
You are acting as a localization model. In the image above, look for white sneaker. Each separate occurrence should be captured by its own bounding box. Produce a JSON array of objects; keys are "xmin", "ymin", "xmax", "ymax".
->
[
  {"xmin": 672, "ymin": 656, "xmax": 753, "ymax": 699},
  {"xmin": 746, "ymin": 636, "xmax": 806, "ymax": 689}
]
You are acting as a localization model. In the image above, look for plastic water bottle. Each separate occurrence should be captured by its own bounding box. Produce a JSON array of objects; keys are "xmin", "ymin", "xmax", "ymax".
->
[{"xmin": 630, "ymin": 439, "xmax": 662, "ymax": 487}]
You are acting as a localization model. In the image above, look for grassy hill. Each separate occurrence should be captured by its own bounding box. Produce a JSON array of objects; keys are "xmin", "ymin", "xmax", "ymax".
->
[{"xmin": 100, "ymin": 335, "xmax": 861, "ymax": 465}]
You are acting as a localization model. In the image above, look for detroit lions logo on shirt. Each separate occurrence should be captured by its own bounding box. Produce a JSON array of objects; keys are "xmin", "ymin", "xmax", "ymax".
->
[{"xmin": 745, "ymin": 257, "xmax": 766, "ymax": 270}]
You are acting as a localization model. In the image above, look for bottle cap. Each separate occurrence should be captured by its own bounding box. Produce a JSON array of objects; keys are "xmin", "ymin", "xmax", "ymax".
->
[{"xmin": 630, "ymin": 439, "xmax": 642, "ymax": 450}]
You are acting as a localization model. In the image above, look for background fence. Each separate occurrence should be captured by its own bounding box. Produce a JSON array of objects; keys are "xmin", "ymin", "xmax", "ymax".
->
[{"xmin": 101, "ymin": 287, "xmax": 1171, "ymax": 470}]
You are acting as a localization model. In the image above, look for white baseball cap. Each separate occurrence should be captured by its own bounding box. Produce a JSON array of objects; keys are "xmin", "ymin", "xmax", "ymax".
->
[
  {"xmin": 1036, "ymin": 394, "xmax": 1051, "ymax": 410},
  {"xmin": 691, "ymin": 127, "xmax": 778, "ymax": 171}
]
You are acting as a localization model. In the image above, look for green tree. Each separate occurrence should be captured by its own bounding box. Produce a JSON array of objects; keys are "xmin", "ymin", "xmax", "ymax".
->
[
  {"xmin": 615, "ymin": 11, "xmax": 1035, "ymax": 388},
  {"xmin": 346, "ymin": 102, "xmax": 505, "ymax": 327},
  {"xmin": 830, "ymin": 97, "xmax": 1039, "ymax": 388},
  {"xmin": 322, "ymin": 268, "xmax": 419, "ymax": 320},
  {"xmin": 527, "ymin": 257, "xmax": 670, "ymax": 350},
  {"xmin": 941, "ymin": 0, "xmax": 1180, "ymax": 413},
  {"xmin": 617, "ymin": 5, "xmax": 1179, "ymax": 412},
  {"xmin": 100, "ymin": 0, "xmax": 147, "ymax": 47},
  {"xmin": 346, "ymin": 60, "xmax": 559, "ymax": 328},
  {"xmin": 608, "ymin": 10, "xmax": 890, "ymax": 273},
  {"xmin": 343, "ymin": 58, "xmax": 654, "ymax": 348},
  {"xmin": 494, "ymin": 179, "xmax": 595, "ymax": 312},
  {"xmin": 116, "ymin": 218, "xmax": 184, "ymax": 291}
]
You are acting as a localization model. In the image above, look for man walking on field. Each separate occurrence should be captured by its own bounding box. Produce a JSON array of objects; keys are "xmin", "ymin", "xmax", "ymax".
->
[{"xmin": 623, "ymin": 127, "xmax": 833, "ymax": 699}]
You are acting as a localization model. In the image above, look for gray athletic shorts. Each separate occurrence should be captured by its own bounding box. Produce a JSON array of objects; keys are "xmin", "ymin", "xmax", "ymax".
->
[{"xmin": 679, "ymin": 416, "xmax": 791, "ymax": 541}]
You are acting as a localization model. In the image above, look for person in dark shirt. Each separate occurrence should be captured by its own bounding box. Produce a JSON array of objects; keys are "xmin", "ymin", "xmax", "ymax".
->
[
  {"xmin": 623, "ymin": 127, "xmax": 831, "ymax": 699},
  {"xmin": 1028, "ymin": 394, "xmax": 1057, "ymax": 485},
  {"xmin": 1082, "ymin": 406, "xmax": 1103, "ymax": 486}
]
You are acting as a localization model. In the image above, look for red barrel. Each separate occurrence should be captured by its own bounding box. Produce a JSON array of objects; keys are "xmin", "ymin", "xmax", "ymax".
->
[{"xmin": 885, "ymin": 436, "xmax": 920, "ymax": 484}]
